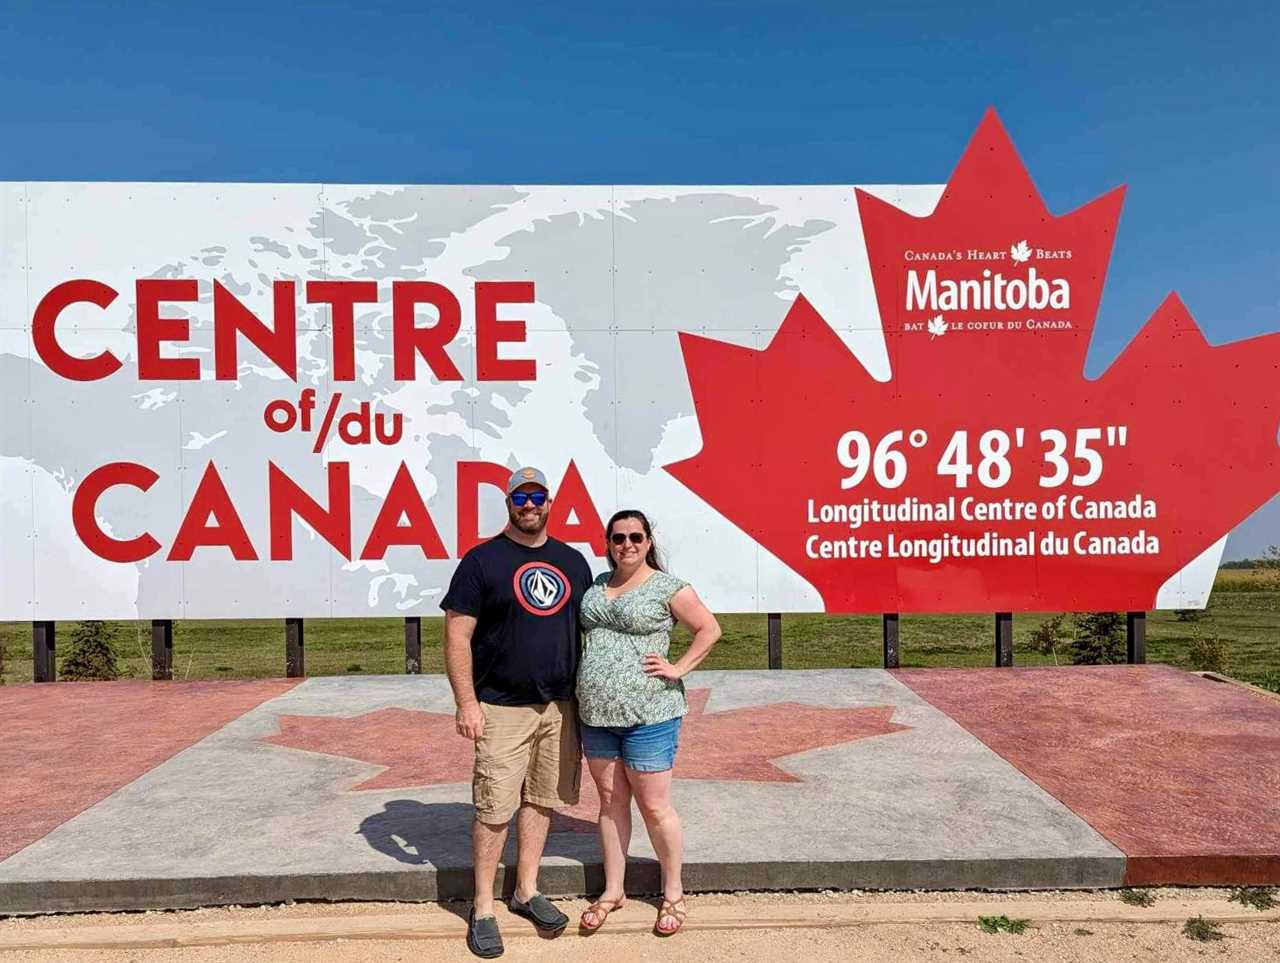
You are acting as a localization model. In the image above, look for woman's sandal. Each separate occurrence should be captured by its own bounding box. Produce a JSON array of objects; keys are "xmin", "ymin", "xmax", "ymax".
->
[
  {"xmin": 654, "ymin": 896, "xmax": 688, "ymax": 936},
  {"xmin": 579, "ymin": 896, "xmax": 625, "ymax": 933}
]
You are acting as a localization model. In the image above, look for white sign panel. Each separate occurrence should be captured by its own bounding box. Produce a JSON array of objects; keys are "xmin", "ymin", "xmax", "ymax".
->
[{"xmin": 2, "ymin": 182, "xmax": 926, "ymax": 618}]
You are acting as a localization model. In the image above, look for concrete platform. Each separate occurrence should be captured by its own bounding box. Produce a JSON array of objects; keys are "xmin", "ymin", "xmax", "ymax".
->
[{"xmin": 0, "ymin": 666, "xmax": 1276, "ymax": 915}]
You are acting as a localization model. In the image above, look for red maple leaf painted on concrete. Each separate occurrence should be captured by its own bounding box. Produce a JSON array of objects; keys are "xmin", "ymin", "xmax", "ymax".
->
[
  {"xmin": 262, "ymin": 690, "xmax": 909, "ymax": 832},
  {"xmin": 670, "ymin": 688, "xmax": 908, "ymax": 782},
  {"xmin": 263, "ymin": 707, "xmax": 475, "ymax": 791},
  {"xmin": 551, "ymin": 689, "xmax": 908, "ymax": 830},
  {"xmin": 666, "ymin": 109, "xmax": 1280, "ymax": 613}
]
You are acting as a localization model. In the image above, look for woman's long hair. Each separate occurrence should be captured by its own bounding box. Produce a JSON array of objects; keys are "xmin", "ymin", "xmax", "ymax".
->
[{"xmin": 605, "ymin": 509, "xmax": 664, "ymax": 572}]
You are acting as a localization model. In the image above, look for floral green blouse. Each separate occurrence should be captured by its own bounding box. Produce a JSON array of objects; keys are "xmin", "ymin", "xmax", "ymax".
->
[{"xmin": 576, "ymin": 570, "xmax": 689, "ymax": 728}]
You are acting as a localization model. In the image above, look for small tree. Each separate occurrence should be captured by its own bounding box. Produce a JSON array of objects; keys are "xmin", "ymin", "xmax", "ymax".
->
[
  {"xmin": 1028, "ymin": 614, "xmax": 1069, "ymax": 665},
  {"xmin": 60, "ymin": 621, "xmax": 120, "ymax": 681},
  {"xmin": 1070, "ymin": 612, "xmax": 1125, "ymax": 665},
  {"xmin": 1264, "ymin": 545, "xmax": 1280, "ymax": 590}
]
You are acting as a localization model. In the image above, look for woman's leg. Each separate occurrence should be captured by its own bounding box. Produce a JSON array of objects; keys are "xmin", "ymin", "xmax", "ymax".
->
[
  {"xmin": 584, "ymin": 755, "xmax": 631, "ymax": 925},
  {"xmin": 628, "ymin": 766, "xmax": 683, "ymax": 918}
]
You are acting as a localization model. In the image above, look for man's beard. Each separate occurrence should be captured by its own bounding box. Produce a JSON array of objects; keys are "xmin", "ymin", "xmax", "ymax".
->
[{"xmin": 509, "ymin": 507, "xmax": 548, "ymax": 534}]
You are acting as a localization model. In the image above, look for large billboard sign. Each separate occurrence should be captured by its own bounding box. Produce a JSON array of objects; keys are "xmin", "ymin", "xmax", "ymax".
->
[{"xmin": 2, "ymin": 111, "xmax": 1277, "ymax": 619}]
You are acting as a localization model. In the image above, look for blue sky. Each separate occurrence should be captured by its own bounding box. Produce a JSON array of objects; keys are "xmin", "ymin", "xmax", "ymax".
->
[{"xmin": 2, "ymin": 0, "xmax": 1277, "ymax": 555}]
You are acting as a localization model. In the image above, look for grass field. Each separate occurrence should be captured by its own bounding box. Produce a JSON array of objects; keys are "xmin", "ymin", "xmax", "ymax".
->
[{"xmin": 2, "ymin": 570, "xmax": 1277, "ymax": 690}]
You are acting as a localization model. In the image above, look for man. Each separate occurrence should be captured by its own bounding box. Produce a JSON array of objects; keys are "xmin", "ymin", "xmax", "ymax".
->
[{"xmin": 442, "ymin": 466, "xmax": 595, "ymax": 959}]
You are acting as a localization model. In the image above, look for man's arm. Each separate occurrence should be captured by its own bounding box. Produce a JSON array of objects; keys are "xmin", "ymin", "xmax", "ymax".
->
[{"xmin": 444, "ymin": 609, "xmax": 485, "ymax": 740}]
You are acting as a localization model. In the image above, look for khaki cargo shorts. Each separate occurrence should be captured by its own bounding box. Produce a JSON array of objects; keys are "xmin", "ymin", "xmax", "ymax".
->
[{"xmin": 473, "ymin": 700, "xmax": 581, "ymax": 825}]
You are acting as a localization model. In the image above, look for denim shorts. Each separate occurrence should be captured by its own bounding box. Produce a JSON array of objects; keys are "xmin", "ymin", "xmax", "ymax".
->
[{"xmin": 579, "ymin": 716, "xmax": 683, "ymax": 773}]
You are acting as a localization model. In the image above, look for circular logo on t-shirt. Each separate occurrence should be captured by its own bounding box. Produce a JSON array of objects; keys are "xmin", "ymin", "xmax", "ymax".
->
[{"xmin": 512, "ymin": 561, "xmax": 571, "ymax": 616}]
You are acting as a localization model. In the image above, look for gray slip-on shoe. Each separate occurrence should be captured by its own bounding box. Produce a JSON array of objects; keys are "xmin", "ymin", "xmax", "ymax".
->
[
  {"xmin": 467, "ymin": 909, "xmax": 504, "ymax": 958},
  {"xmin": 508, "ymin": 892, "xmax": 569, "ymax": 932}
]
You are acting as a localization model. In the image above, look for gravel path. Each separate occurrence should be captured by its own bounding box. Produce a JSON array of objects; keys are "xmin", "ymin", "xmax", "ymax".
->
[{"xmin": 2, "ymin": 889, "xmax": 1277, "ymax": 962}]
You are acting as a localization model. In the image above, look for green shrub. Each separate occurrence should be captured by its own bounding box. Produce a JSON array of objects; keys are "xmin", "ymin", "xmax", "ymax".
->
[
  {"xmin": 60, "ymin": 621, "xmax": 121, "ymax": 681},
  {"xmin": 1182, "ymin": 916, "xmax": 1224, "ymax": 942},
  {"xmin": 1118, "ymin": 888, "xmax": 1156, "ymax": 907},
  {"xmin": 1250, "ymin": 670, "xmax": 1280, "ymax": 694},
  {"xmin": 1228, "ymin": 886, "xmax": 1276, "ymax": 911},
  {"xmin": 1070, "ymin": 612, "xmax": 1125, "ymax": 665},
  {"xmin": 1187, "ymin": 631, "xmax": 1228, "ymax": 673},
  {"xmin": 977, "ymin": 915, "xmax": 1029, "ymax": 934}
]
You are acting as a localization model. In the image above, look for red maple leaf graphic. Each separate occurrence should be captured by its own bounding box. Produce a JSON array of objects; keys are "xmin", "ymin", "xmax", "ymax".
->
[
  {"xmin": 262, "ymin": 690, "xmax": 909, "ymax": 832},
  {"xmin": 263, "ymin": 707, "xmax": 474, "ymax": 791},
  {"xmin": 668, "ymin": 688, "xmax": 908, "ymax": 782},
  {"xmin": 666, "ymin": 109, "xmax": 1280, "ymax": 613},
  {"xmin": 551, "ymin": 688, "xmax": 909, "ymax": 830}
]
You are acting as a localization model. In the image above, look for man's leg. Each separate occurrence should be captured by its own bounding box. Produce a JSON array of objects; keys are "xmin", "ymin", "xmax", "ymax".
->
[
  {"xmin": 516, "ymin": 700, "xmax": 580, "ymax": 900},
  {"xmin": 513, "ymin": 802, "xmax": 552, "ymax": 902},
  {"xmin": 472, "ymin": 817, "xmax": 510, "ymax": 919},
  {"xmin": 472, "ymin": 704, "xmax": 538, "ymax": 917}
]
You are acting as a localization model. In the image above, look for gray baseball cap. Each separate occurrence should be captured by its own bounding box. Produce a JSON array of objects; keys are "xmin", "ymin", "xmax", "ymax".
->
[{"xmin": 506, "ymin": 466, "xmax": 549, "ymax": 494}]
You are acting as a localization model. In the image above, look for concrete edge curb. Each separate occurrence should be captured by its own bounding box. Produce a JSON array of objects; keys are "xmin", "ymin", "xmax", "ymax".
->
[
  {"xmin": 3, "ymin": 899, "xmax": 1278, "ymax": 951},
  {"xmin": 1198, "ymin": 671, "xmax": 1280, "ymax": 703},
  {"xmin": 0, "ymin": 856, "xmax": 1125, "ymax": 916}
]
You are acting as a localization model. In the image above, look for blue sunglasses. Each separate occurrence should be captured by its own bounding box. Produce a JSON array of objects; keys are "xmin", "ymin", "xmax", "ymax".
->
[{"xmin": 510, "ymin": 490, "xmax": 548, "ymax": 507}]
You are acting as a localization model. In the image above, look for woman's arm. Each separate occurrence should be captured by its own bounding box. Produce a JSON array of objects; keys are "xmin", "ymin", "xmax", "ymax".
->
[{"xmin": 643, "ymin": 585, "xmax": 722, "ymax": 681}]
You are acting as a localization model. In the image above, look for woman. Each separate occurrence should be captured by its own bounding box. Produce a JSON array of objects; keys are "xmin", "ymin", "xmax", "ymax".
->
[{"xmin": 575, "ymin": 509, "xmax": 721, "ymax": 937}]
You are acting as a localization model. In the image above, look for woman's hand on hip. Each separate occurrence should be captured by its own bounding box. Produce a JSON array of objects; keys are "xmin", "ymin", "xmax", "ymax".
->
[{"xmin": 642, "ymin": 653, "xmax": 684, "ymax": 681}]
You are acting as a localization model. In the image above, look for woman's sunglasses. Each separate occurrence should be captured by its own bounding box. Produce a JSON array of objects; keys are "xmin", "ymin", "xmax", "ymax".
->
[
  {"xmin": 610, "ymin": 532, "xmax": 646, "ymax": 545},
  {"xmin": 510, "ymin": 491, "xmax": 548, "ymax": 507}
]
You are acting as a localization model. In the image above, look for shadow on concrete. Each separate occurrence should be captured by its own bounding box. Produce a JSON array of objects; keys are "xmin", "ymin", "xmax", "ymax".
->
[
  {"xmin": 359, "ymin": 800, "xmax": 466, "ymax": 867},
  {"xmin": 357, "ymin": 800, "xmax": 663, "ymax": 907}
]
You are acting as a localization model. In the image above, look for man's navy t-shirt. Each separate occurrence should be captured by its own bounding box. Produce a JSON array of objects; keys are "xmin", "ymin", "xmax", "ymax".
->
[{"xmin": 441, "ymin": 534, "xmax": 594, "ymax": 706}]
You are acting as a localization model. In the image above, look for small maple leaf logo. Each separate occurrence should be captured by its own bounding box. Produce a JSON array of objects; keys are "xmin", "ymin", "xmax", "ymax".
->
[
  {"xmin": 1010, "ymin": 239, "xmax": 1032, "ymax": 262},
  {"xmin": 927, "ymin": 314, "xmax": 948, "ymax": 338}
]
